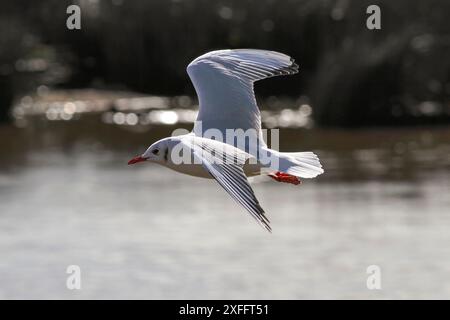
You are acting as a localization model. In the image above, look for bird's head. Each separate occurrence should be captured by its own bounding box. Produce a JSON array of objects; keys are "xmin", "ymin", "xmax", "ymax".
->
[{"xmin": 128, "ymin": 138, "xmax": 169, "ymax": 165}]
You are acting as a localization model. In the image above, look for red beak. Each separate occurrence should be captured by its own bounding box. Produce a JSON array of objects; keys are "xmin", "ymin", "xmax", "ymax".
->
[{"xmin": 128, "ymin": 156, "xmax": 147, "ymax": 165}]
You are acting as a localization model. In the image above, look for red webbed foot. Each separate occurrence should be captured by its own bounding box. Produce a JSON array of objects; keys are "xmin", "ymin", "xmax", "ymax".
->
[{"xmin": 268, "ymin": 171, "xmax": 302, "ymax": 185}]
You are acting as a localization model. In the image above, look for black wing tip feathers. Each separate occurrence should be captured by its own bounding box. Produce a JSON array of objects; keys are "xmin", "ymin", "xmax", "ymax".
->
[
  {"xmin": 260, "ymin": 213, "xmax": 272, "ymax": 233},
  {"xmin": 269, "ymin": 58, "xmax": 299, "ymax": 78},
  {"xmin": 286, "ymin": 58, "xmax": 299, "ymax": 75},
  {"xmin": 256, "ymin": 204, "xmax": 272, "ymax": 233}
]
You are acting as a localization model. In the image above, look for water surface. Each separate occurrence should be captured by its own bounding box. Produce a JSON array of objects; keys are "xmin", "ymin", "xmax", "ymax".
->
[{"xmin": 1, "ymin": 121, "xmax": 450, "ymax": 299}]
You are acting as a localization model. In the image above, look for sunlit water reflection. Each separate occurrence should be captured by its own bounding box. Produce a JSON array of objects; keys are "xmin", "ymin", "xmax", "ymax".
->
[{"xmin": 0, "ymin": 121, "xmax": 450, "ymax": 299}]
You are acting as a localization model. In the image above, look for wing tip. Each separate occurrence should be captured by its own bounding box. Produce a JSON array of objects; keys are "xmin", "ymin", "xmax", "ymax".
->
[
  {"xmin": 187, "ymin": 49, "xmax": 300, "ymax": 79},
  {"xmin": 286, "ymin": 58, "xmax": 300, "ymax": 75},
  {"xmin": 265, "ymin": 57, "xmax": 299, "ymax": 78},
  {"xmin": 261, "ymin": 216, "xmax": 272, "ymax": 233},
  {"xmin": 256, "ymin": 206, "xmax": 272, "ymax": 233}
]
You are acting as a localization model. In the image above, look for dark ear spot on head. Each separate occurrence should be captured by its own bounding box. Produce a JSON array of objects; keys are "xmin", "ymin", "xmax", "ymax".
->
[{"xmin": 164, "ymin": 147, "xmax": 169, "ymax": 161}]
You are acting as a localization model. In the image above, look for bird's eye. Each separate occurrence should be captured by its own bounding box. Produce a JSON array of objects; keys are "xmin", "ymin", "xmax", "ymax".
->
[{"xmin": 152, "ymin": 149, "xmax": 159, "ymax": 155}]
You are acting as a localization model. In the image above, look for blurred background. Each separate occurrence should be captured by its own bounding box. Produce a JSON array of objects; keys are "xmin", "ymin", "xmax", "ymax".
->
[{"xmin": 0, "ymin": 0, "xmax": 450, "ymax": 299}]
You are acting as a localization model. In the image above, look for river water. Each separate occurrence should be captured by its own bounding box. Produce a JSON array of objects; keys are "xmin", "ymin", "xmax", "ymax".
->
[{"xmin": 0, "ymin": 120, "xmax": 450, "ymax": 299}]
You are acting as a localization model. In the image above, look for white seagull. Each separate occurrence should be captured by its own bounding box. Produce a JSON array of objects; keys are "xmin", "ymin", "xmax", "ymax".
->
[{"xmin": 128, "ymin": 49, "xmax": 324, "ymax": 232}]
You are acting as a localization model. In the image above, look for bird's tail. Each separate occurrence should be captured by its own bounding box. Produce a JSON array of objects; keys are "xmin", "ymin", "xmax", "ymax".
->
[{"xmin": 261, "ymin": 148, "xmax": 324, "ymax": 178}]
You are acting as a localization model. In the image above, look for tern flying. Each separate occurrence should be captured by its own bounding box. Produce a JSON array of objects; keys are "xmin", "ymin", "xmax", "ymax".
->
[{"xmin": 128, "ymin": 49, "xmax": 324, "ymax": 232}]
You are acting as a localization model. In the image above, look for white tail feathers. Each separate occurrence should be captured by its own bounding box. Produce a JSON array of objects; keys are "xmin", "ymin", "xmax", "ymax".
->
[
  {"xmin": 282, "ymin": 151, "xmax": 324, "ymax": 178},
  {"xmin": 263, "ymin": 149, "xmax": 324, "ymax": 179}
]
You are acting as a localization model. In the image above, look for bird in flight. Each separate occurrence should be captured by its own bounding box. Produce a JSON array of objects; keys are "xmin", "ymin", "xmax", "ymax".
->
[{"xmin": 128, "ymin": 49, "xmax": 324, "ymax": 232}]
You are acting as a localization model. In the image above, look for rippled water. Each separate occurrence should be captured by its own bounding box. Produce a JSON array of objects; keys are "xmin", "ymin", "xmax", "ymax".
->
[{"xmin": 1, "ymin": 121, "xmax": 450, "ymax": 299}]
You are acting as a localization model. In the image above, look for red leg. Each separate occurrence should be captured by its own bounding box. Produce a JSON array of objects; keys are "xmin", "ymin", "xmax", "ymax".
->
[{"xmin": 268, "ymin": 171, "xmax": 302, "ymax": 185}]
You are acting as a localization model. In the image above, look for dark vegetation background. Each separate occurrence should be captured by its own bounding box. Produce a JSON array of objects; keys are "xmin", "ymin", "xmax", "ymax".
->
[
  {"xmin": 1, "ymin": 1, "xmax": 450, "ymax": 300},
  {"xmin": 0, "ymin": 0, "xmax": 449, "ymax": 127}
]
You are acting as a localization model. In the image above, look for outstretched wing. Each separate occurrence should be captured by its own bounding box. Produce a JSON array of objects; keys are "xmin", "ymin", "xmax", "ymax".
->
[
  {"xmin": 187, "ymin": 49, "xmax": 298, "ymax": 137},
  {"xmin": 179, "ymin": 135, "xmax": 271, "ymax": 232}
]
